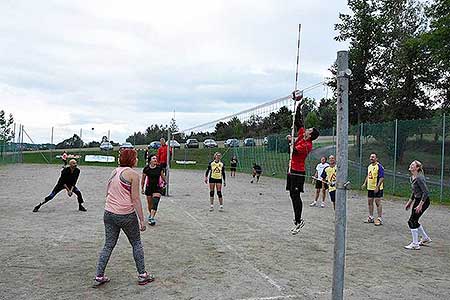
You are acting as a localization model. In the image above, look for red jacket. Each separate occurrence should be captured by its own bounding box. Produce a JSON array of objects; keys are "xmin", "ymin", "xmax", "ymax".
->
[
  {"xmin": 291, "ymin": 128, "xmax": 312, "ymax": 172},
  {"xmin": 157, "ymin": 145, "xmax": 171, "ymax": 164}
]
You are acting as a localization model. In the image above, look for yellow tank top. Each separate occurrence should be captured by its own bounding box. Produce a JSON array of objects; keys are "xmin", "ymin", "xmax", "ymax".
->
[{"xmin": 210, "ymin": 161, "xmax": 223, "ymax": 180}]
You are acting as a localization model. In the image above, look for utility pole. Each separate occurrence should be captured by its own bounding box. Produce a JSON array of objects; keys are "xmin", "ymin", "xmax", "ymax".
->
[{"xmin": 332, "ymin": 50, "xmax": 350, "ymax": 300}]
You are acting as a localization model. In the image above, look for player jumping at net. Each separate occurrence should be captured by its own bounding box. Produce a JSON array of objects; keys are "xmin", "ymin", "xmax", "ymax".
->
[
  {"xmin": 141, "ymin": 155, "xmax": 166, "ymax": 226},
  {"xmin": 310, "ymin": 156, "xmax": 329, "ymax": 208},
  {"xmin": 361, "ymin": 152, "xmax": 385, "ymax": 226},
  {"xmin": 286, "ymin": 101, "xmax": 320, "ymax": 235},
  {"xmin": 33, "ymin": 159, "xmax": 87, "ymax": 212},
  {"xmin": 404, "ymin": 160, "xmax": 432, "ymax": 250},
  {"xmin": 251, "ymin": 163, "xmax": 262, "ymax": 183},
  {"xmin": 321, "ymin": 155, "xmax": 337, "ymax": 210},
  {"xmin": 205, "ymin": 152, "xmax": 226, "ymax": 212}
]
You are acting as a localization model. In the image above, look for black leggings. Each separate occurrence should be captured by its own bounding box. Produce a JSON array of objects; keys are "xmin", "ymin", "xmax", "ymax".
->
[
  {"xmin": 287, "ymin": 171, "xmax": 306, "ymax": 224},
  {"xmin": 408, "ymin": 198, "xmax": 430, "ymax": 229},
  {"xmin": 45, "ymin": 184, "xmax": 84, "ymax": 204}
]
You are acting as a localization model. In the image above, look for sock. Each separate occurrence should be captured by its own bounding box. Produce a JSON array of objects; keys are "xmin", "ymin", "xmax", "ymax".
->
[
  {"xmin": 411, "ymin": 229, "xmax": 419, "ymax": 245},
  {"xmin": 418, "ymin": 225, "xmax": 430, "ymax": 240}
]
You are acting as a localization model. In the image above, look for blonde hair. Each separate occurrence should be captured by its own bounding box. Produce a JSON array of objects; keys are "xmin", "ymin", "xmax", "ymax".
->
[
  {"xmin": 214, "ymin": 152, "xmax": 221, "ymax": 160},
  {"xmin": 411, "ymin": 160, "xmax": 424, "ymax": 175}
]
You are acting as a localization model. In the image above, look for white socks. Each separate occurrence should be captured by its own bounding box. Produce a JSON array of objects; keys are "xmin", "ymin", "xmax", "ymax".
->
[
  {"xmin": 418, "ymin": 225, "xmax": 430, "ymax": 240},
  {"xmin": 411, "ymin": 229, "xmax": 419, "ymax": 245}
]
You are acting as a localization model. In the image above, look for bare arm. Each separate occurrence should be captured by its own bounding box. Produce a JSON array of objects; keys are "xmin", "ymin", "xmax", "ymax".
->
[
  {"xmin": 141, "ymin": 173, "xmax": 147, "ymax": 191},
  {"xmin": 160, "ymin": 170, "xmax": 167, "ymax": 183},
  {"xmin": 130, "ymin": 171, "xmax": 145, "ymax": 225}
]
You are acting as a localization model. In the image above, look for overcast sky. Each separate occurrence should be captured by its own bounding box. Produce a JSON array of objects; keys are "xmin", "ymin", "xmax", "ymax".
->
[{"xmin": 0, "ymin": 0, "xmax": 349, "ymax": 144}]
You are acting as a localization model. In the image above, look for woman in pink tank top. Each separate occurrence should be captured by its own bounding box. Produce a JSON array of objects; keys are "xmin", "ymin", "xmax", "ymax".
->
[{"xmin": 93, "ymin": 149, "xmax": 155, "ymax": 287}]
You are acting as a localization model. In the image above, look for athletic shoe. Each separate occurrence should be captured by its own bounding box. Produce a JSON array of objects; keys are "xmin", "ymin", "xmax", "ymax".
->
[
  {"xmin": 32, "ymin": 204, "xmax": 41, "ymax": 212},
  {"xmin": 92, "ymin": 276, "xmax": 110, "ymax": 288},
  {"xmin": 149, "ymin": 218, "xmax": 156, "ymax": 226},
  {"xmin": 309, "ymin": 201, "xmax": 317, "ymax": 207},
  {"xmin": 291, "ymin": 219, "xmax": 305, "ymax": 235},
  {"xmin": 364, "ymin": 216, "xmax": 374, "ymax": 223},
  {"xmin": 138, "ymin": 272, "xmax": 155, "ymax": 285},
  {"xmin": 404, "ymin": 243, "xmax": 420, "ymax": 250},
  {"xmin": 147, "ymin": 215, "xmax": 152, "ymax": 224},
  {"xmin": 209, "ymin": 206, "xmax": 214, "ymax": 212},
  {"xmin": 250, "ymin": 180, "xmax": 254, "ymax": 184},
  {"xmin": 79, "ymin": 205, "xmax": 87, "ymax": 212},
  {"xmin": 374, "ymin": 217, "xmax": 383, "ymax": 226},
  {"xmin": 219, "ymin": 205, "xmax": 224, "ymax": 212},
  {"xmin": 320, "ymin": 202, "xmax": 325, "ymax": 208},
  {"xmin": 419, "ymin": 238, "xmax": 432, "ymax": 246}
]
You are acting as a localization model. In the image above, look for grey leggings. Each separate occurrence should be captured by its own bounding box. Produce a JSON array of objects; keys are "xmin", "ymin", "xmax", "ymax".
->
[{"xmin": 96, "ymin": 210, "xmax": 146, "ymax": 276}]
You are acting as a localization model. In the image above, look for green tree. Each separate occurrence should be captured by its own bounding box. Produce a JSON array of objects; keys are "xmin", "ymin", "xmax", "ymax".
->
[
  {"xmin": 317, "ymin": 98, "xmax": 336, "ymax": 129},
  {"xmin": 305, "ymin": 111, "xmax": 319, "ymax": 128},
  {"xmin": 55, "ymin": 134, "xmax": 84, "ymax": 149},
  {"xmin": 0, "ymin": 110, "xmax": 14, "ymax": 142}
]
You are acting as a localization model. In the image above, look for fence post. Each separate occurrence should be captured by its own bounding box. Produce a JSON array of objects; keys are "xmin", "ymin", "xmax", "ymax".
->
[
  {"xmin": 440, "ymin": 114, "xmax": 446, "ymax": 203},
  {"xmin": 332, "ymin": 50, "xmax": 349, "ymax": 300},
  {"xmin": 358, "ymin": 123, "xmax": 363, "ymax": 183},
  {"xmin": 393, "ymin": 119, "xmax": 398, "ymax": 195}
]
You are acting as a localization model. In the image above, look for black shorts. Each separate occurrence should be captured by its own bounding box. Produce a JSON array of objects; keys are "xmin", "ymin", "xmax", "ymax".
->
[
  {"xmin": 145, "ymin": 185, "xmax": 162, "ymax": 196},
  {"xmin": 368, "ymin": 189, "xmax": 383, "ymax": 198},
  {"xmin": 255, "ymin": 171, "xmax": 262, "ymax": 175},
  {"xmin": 209, "ymin": 178, "xmax": 223, "ymax": 184},
  {"xmin": 286, "ymin": 170, "xmax": 305, "ymax": 193},
  {"xmin": 329, "ymin": 190, "xmax": 336, "ymax": 203},
  {"xmin": 230, "ymin": 167, "xmax": 237, "ymax": 172},
  {"xmin": 315, "ymin": 180, "xmax": 328, "ymax": 190}
]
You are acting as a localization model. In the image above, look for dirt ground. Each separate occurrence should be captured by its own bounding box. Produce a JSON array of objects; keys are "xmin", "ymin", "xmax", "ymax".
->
[{"xmin": 0, "ymin": 164, "xmax": 449, "ymax": 300}]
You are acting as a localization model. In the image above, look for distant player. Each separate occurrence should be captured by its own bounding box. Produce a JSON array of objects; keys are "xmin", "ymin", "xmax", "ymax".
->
[
  {"xmin": 230, "ymin": 155, "xmax": 238, "ymax": 177},
  {"xmin": 157, "ymin": 138, "xmax": 171, "ymax": 174},
  {"xmin": 33, "ymin": 159, "xmax": 87, "ymax": 212},
  {"xmin": 251, "ymin": 163, "xmax": 262, "ymax": 183},
  {"xmin": 361, "ymin": 153, "xmax": 385, "ymax": 226},
  {"xmin": 310, "ymin": 156, "xmax": 329, "ymax": 208},
  {"xmin": 286, "ymin": 102, "xmax": 320, "ymax": 235},
  {"xmin": 205, "ymin": 152, "xmax": 226, "ymax": 211},
  {"xmin": 61, "ymin": 151, "xmax": 68, "ymax": 167},
  {"xmin": 141, "ymin": 155, "xmax": 166, "ymax": 226},
  {"xmin": 321, "ymin": 155, "xmax": 337, "ymax": 210}
]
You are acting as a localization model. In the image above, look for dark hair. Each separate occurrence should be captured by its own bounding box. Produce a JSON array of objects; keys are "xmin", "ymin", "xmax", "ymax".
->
[
  {"xmin": 119, "ymin": 149, "xmax": 137, "ymax": 167},
  {"xmin": 310, "ymin": 128, "xmax": 320, "ymax": 141},
  {"xmin": 370, "ymin": 152, "xmax": 377, "ymax": 157}
]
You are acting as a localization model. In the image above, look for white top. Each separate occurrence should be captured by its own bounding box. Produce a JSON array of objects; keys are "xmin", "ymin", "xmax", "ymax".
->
[{"xmin": 316, "ymin": 162, "xmax": 330, "ymax": 177}]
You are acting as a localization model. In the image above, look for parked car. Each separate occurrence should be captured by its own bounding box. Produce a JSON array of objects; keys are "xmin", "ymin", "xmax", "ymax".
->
[
  {"xmin": 149, "ymin": 141, "xmax": 161, "ymax": 149},
  {"xmin": 169, "ymin": 140, "xmax": 181, "ymax": 149},
  {"xmin": 224, "ymin": 138, "xmax": 240, "ymax": 147},
  {"xmin": 203, "ymin": 139, "xmax": 218, "ymax": 148},
  {"xmin": 263, "ymin": 137, "xmax": 268, "ymax": 146},
  {"xmin": 243, "ymin": 138, "xmax": 256, "ymax": 147},
  {"xmin": 100, "ymin": 141, "xmax": 113, "ymax": 151},
  {"xmin": 119, "ymin": 142, "xmax": 134, "ymax": 149},
  {"xmin": 185, "ymin": 139, "xmax": 199, "ymax": 148}
]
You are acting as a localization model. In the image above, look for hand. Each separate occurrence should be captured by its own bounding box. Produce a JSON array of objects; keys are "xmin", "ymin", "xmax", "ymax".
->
[
  {"xmin": 204, "ymin": 178, "xmax": 208, "ymax": 184},
  {"xmin": 140, "ymin": 222, "xmax": 146, "ymax": 231},
  {"xmin": 405, "ymin": 202, "xmax": 411, "ymax": 210},
  {"xmin": 361, "ymin": 183, "xmax": 366, "ymax": 190},
  {"xmin": 141, "ymin": 189, "xmax": 145, "ymax": 195},
  {"xmin": 415, "ymin": 204, "xmax": 423, "ymax": 214},
  {"xmin": 374, "ymin": 187, "xmax": 379, "ymax": 193},
  {"xmin": 286, "ymin": 135, "xmax": 292, "ymax": 142}
]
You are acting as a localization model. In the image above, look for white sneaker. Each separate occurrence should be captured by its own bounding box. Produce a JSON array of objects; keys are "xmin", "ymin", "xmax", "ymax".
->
[
  {"xmin": 291, "ymin": 220, "xmax": 305, "ymax": 235},
  {"xmin": 219, "ymin": 205, "xmax": 224, "ymax": 212},
  {"xmin": 320, "ymin": 202, "xmax": 325, "ymax": 208},
  {"xmin": 419, "ymin": 238, "xmax": 432, "ymax": 246},
  {"xmin": 309, "ymin": 201, "xmax": 317, "ymax": 207},
  {"xmin": 209, "ymin": 206, "xmax": 214, "ymax": 212},
  {"xmin": 404, "ymin": 242, "xmax": 420, "ymax": 250}
]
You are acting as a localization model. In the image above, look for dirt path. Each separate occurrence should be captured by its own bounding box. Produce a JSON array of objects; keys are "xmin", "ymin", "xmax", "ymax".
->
[{"xmin": 0, "ymin": 164, "xmax": 449, "ymax": 300}]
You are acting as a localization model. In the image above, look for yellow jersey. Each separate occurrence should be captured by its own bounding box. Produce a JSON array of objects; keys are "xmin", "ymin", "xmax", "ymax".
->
[
  {"xmin": 322, "ymin": 165, "xmax": 337, "ymax": 192},
  {"xmin": 208, "ymin": 161, "xmax": 224, "ymax": 180},
  {"xmin": 367, "ymin": 163, "xmax": 384, "ymax": 190}
]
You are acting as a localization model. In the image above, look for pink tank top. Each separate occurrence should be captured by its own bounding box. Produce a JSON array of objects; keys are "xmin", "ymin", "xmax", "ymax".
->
[{"xmin": 105, "ymin": 167, "xmax": 135, "ymax": 215}]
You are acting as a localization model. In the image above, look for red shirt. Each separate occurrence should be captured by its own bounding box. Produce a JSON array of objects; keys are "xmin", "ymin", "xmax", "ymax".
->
[
  {"xmin": 157, "ymin": 145, "xmax": 171, "ymax": 164},
  {"xmin": 291, "ymin": 128, "xmax": 312, "ymax": 172}
]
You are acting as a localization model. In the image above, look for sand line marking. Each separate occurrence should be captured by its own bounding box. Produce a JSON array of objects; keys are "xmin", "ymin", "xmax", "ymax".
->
[{"xmin": 168, "ymin": 198, "xmax": 285, "ymax": 293}]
